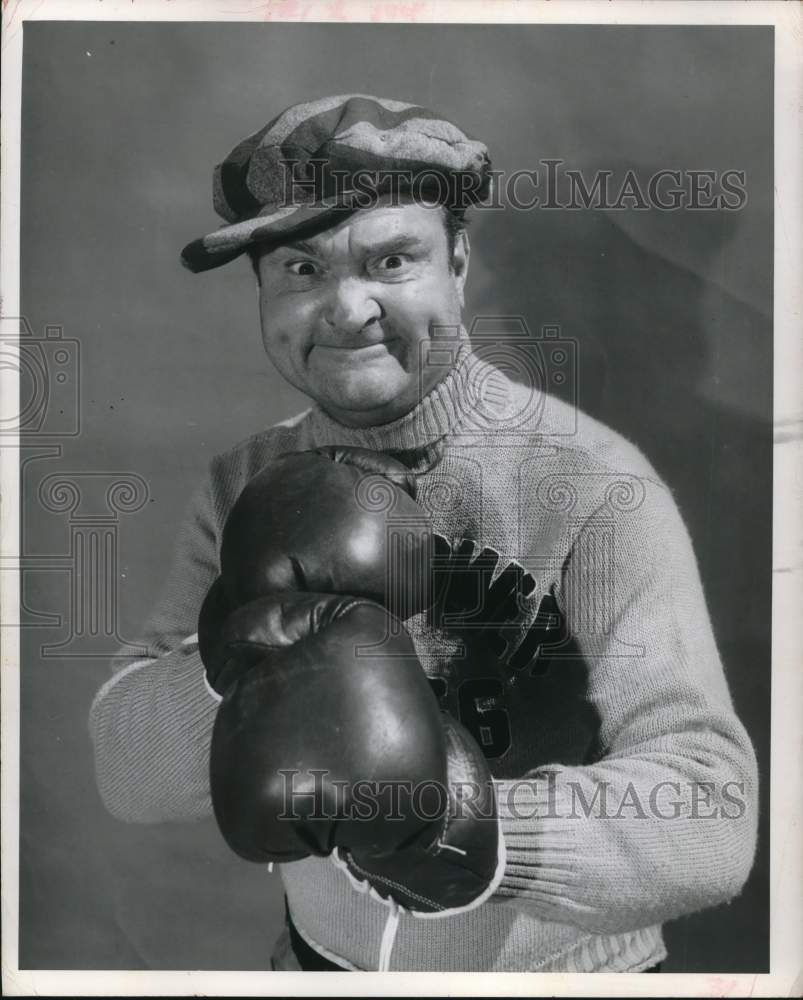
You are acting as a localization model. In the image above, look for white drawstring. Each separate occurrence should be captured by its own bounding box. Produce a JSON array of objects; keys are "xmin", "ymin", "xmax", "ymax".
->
[
  {"xmin": 436, "ymin": 840, "xmax": 466, "ymax": 856},
  {"xmin": 377, "ymin": 900, "xmax": 400, "ymax": 972}
]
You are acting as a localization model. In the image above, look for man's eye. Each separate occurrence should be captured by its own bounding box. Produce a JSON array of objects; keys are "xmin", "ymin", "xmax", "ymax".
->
[
  {"xmin": 287, "ymin": 260, "xmax": 319, "ymax": 276},
  {"xmin": 377, "ymin": 253, "xmax": 411, "ymax": 272}
]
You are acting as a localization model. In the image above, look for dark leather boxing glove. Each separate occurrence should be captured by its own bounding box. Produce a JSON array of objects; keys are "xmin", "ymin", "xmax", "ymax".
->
[
  {"xmin": 199, "ymin": 447, "xmax": 434, "ymax": 696},
  {"xmin": 198, "ymin": 576, "xmax": 242, "ymax": 695},
  {"xmin": 332, "ymin": 712, "xmax": 504, "ymax": 916},
  {"xmin": 208, "ymin": 591, "xmax": 448, "ymax": 863},
  {"xmin": 220, "ymin": 447, "xmax": 434, "ymax": 619}
]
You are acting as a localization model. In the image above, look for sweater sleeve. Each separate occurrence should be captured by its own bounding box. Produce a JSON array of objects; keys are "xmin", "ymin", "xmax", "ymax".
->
[
  {"xmin": 493, "ymin": 475, "xmax": 759, "ymax": 934},
  {"xmin": 88, "ymin": 472, "xmax": 222, "ymax": 824}
]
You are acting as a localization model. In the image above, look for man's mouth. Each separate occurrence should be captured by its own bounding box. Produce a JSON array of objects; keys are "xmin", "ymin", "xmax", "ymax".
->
[{"xmin": 313, "ymin": 338, "xmax": 398, "ymax": 356}]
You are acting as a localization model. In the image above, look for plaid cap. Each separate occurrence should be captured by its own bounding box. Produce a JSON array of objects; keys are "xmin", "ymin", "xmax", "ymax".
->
[{"xmin": 180, "ymin": 94, "xmax": 492, "ymax": 273}]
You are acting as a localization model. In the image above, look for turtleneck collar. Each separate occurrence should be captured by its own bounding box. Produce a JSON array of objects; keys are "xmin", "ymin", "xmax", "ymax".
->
[{"xmin": 306, "ymin": 334, "xmax": 485, "ymax": 454}]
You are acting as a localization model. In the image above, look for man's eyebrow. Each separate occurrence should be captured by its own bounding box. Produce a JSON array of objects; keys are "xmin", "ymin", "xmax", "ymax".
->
[
  {"xmin": 278, "ymin": 239, "xmax": 320, "ymax": 256},
  {"xmin": 359, "ymin": 234, "xmax": 428, "ymax": 256},
  {"xmin": 276, "ymin": 233, "xmax": 429, "ymax": 259}
]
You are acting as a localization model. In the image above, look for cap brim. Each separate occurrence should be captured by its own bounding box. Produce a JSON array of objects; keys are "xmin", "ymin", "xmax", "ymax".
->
[{"xmin": 180, "ymin": 198, "xmax": 361, "ymax": 273}]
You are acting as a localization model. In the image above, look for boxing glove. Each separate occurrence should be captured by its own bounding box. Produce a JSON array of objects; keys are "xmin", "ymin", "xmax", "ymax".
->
[
  {"xmin": 199, "ymin": 446, "xmax": 435, "ymax": 696},
  {"xmin": 429, "ymin": 535, "xmax": 565, "ymax": 686},
  {"xmin": 220, "ymin": 446, "xmax": 434, "ymax": 619},
  {"xmin": 332, "ymin": 712, "xmax": 505, "ymax": 916},
  {"xmin": 209, "ymin": 590, "xmax": 448, "ymax": 863}
]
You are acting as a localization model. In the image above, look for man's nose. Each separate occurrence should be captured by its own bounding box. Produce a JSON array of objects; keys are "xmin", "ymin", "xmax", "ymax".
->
[{"xmin": 323, "ymin": 278, "xmax": 383, "ymax": 337}]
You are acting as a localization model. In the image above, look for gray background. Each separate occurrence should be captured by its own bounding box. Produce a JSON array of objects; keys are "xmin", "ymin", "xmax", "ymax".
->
[{"xmin": 19, "ymin": 22, "xmax": 771, "ymax": 971}]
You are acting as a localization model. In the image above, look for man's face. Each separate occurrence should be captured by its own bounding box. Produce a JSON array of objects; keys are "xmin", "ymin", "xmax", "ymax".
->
[{"xmin": 255, "ymin": 199, "xmax": 469, "ymax": 427}]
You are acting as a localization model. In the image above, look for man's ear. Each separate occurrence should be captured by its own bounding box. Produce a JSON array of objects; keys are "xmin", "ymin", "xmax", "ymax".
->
[{"xmin": 452, "ymin": 230, "xmax": 470, "ymax": 307}]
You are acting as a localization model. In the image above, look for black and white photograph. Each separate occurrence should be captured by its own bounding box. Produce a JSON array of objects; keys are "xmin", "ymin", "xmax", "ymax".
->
[{"xmin": 1, "ymin": 1, "xmax": 800, "ymax": 995}]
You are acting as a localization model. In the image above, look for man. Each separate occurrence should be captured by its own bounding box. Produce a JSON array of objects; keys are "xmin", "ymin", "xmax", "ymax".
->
[{"xmin": 89, "ymin": 94, "xmax": 758, "ymax": 972}]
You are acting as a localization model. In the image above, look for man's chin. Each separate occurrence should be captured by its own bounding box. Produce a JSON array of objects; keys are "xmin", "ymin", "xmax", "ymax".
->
[
  {"xmin": 314, "ymin": 361, "xmax": 403, "ymax": 401},
  {"xmin": 313, "ymin": 374, "xmax": 417, "ymax": 425},
  {"xmin": 322, "ymin": 387, "xmax": 404, "ymax": 416}
]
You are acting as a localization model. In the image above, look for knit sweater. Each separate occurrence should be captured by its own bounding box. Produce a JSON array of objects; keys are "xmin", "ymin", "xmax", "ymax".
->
[{"xmin": 89, "ymin": 340, "xmax": 758, "ymax": 972}]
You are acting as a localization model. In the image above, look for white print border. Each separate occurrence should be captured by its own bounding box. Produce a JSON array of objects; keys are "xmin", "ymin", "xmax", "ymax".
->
[{"xmin": 1, "ymin": 2, "xmax": 800, "ymax": 998}]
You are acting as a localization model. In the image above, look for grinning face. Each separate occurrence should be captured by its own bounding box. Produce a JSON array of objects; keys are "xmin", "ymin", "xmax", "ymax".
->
[{"xmin": 255, "ymin": 198, "xmax": 470, "ymax": 428}]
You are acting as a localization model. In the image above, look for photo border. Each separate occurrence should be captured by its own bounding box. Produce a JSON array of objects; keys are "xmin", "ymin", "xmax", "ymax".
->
[{"xmin": 2, "ymin": 1, "xmax": 800, "ymax": 996}]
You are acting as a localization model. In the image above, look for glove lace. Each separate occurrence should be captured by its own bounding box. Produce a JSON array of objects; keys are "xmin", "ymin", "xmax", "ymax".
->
[{"xmin": 378, "ymin": 900, "xmax": 401, "ymax": 972}]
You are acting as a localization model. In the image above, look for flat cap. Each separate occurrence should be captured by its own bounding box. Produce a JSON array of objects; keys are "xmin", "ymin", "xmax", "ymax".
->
[{"xmin": 181, "ymin": 93, "xmax": 492, "ymax": 273}]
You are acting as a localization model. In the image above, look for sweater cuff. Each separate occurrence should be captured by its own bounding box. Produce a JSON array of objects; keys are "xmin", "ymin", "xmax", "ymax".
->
[
  {"xmin": 89, "ymin": 639, "xmax": 220, "ymax": 823},
  {"xmin": 180, "ymin": 632, "xmax": 223, "ymax": 705},
  {"xmin": 493, "ymin": 773, "xmax": 586, "ymax": 909}
]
